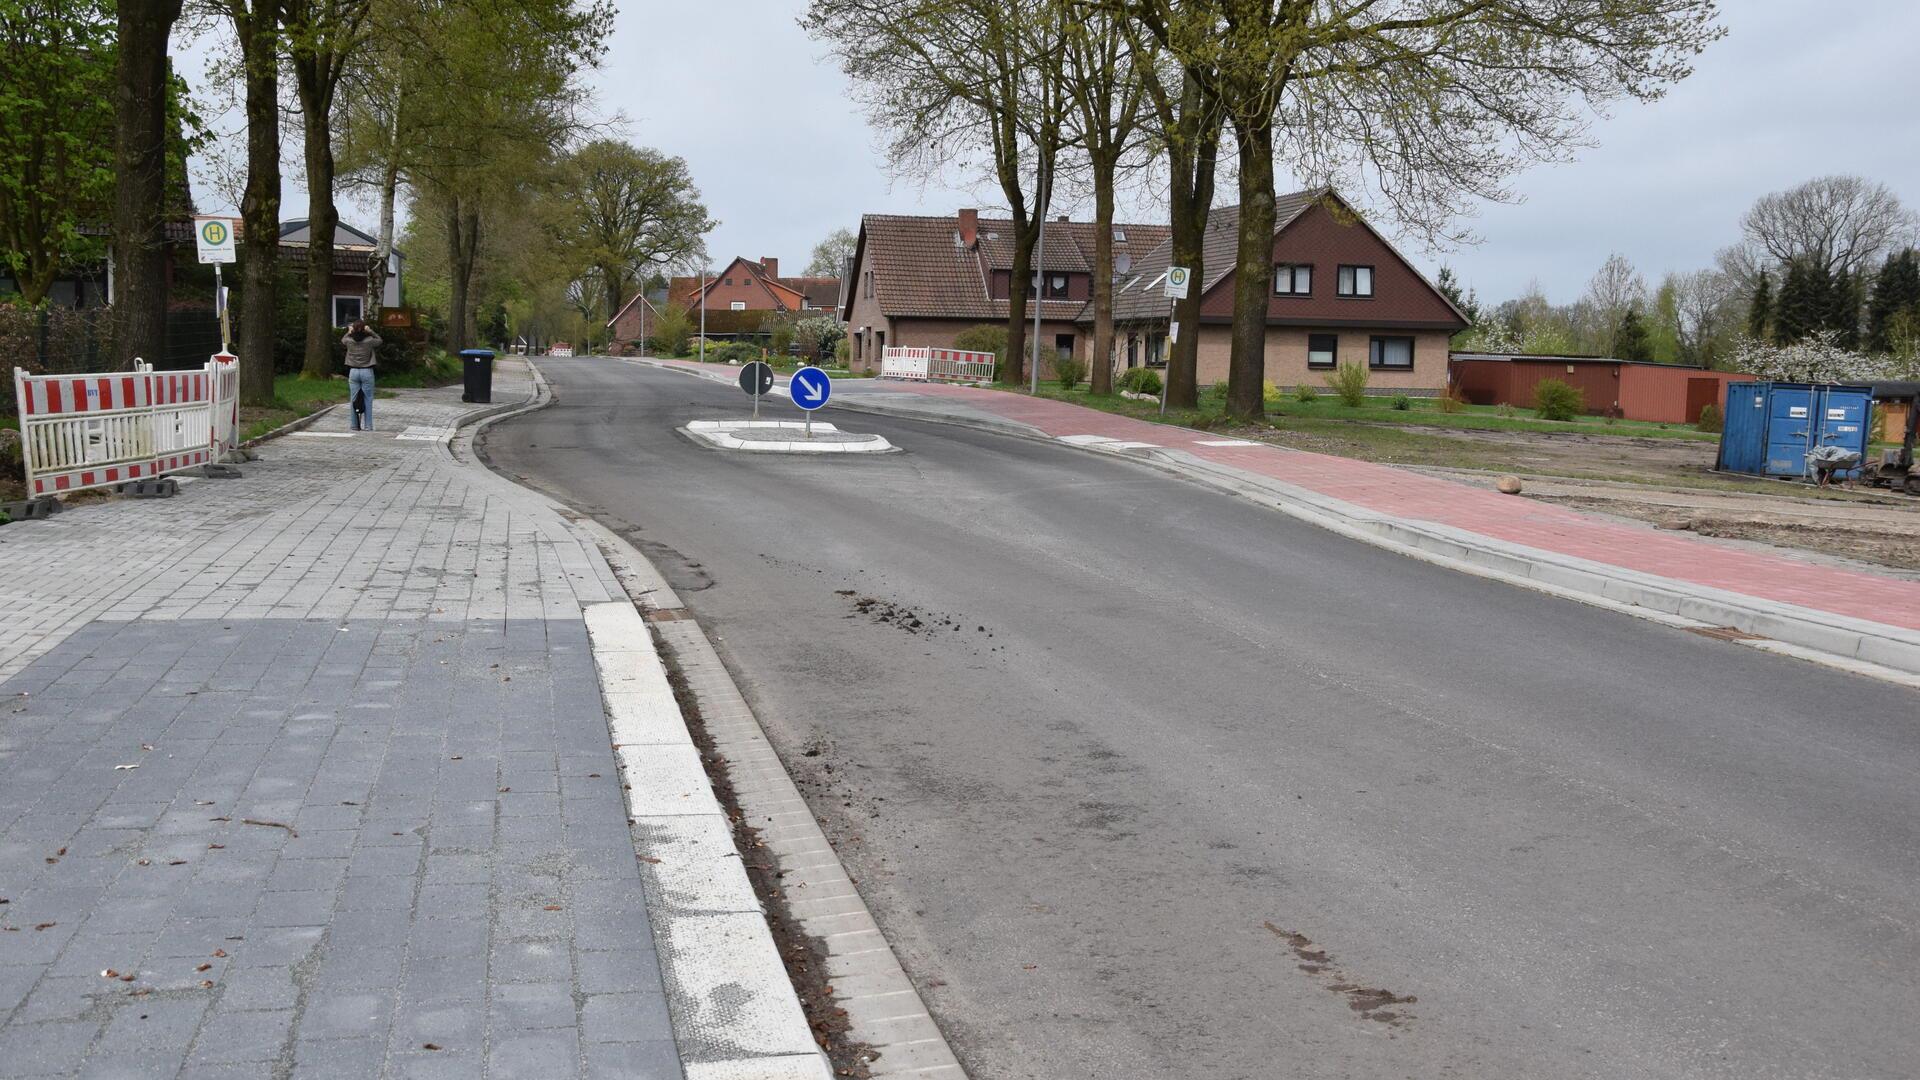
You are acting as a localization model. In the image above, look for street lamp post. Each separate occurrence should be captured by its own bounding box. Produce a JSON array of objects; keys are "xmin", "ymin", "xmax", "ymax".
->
[
  {"xmin": 698, "ymin": 268, "xmax": 707, "ymax": 363},
  {"xmin": 1030, "ymin": 159, "xmax": 1047, "ymax": 396}
]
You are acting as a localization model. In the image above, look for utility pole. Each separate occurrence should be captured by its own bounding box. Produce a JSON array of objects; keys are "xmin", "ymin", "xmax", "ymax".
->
[
  {"xmin": 698, "ymin": 267, "xmax": 707, "ymax": 363},
  {"xmin": 1030, "ymin": 158, "xmax": 1047, "ymax": 395}
]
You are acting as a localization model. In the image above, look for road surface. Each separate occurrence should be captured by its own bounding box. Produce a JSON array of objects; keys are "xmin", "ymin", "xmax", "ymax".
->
[{"xmin": 485, "ymin": 357, "xmax": 1920, "ymax": 1080}]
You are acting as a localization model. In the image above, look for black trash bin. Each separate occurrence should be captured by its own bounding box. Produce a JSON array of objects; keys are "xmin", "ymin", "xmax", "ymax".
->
[{"xmin": 460, "ymin": 349, "xmax": 496, "ymax": 403}]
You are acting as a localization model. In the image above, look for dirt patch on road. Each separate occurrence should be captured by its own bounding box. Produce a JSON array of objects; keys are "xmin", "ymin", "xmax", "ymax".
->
[{"xmin": 1263, "ymin": 922, "xmax": 1417, "ymax": 1028}]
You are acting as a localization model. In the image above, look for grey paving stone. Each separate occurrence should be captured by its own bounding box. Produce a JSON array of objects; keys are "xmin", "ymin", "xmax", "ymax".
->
[
  {"xmin": 2, "ymin": 601, "xmax": 681, "ymax": 1076},
  {"xmin": 491, "ymin": 982, "xmax": 575, "ymax": 1030},
  {"xmin": 489, "ymin": 1028, "xmax": 582, "ymax": 1080},
  {"xmin": 584, "ymin": 1039, "xmax": 685, "ymax": 1080},
  {"xmin": 187, "ymin": 1006, "xmax": 297, "ymax": 1065},
  {"xmin": 580, "ymin": 993, "xmax": 673, "ymax": 1043}
]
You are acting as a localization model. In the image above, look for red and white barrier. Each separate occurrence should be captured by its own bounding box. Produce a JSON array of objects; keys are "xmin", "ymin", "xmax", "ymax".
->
[
  {"xmin": 880, "ymin": 346, "xmax": 995, "ymax": 386},
  {"xmin": 12, "ymin": 355, "xmax": 239, "ymax": 499}
]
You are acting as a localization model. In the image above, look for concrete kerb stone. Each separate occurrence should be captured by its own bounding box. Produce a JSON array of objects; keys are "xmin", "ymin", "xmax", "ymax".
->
[
  {"xmin": 682, "ymin": 419, "xmax": 897, "ymax": 455},
  {"xmin": 458, "ymin": 356, "xmax": 836, "ymax": 1078},
  {"xmin": 627, "ymin": 359, "xmax": 1920, "ymax": 688}
]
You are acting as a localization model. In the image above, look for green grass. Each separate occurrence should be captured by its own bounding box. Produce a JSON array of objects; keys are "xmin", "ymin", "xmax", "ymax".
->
[
  {"xmin": 246, "ymin": 354, "xmax": 464, "ymax": 442},
  {"xmin": 0, "ymin": 416, "xmax": 17, "ymax": 432}
]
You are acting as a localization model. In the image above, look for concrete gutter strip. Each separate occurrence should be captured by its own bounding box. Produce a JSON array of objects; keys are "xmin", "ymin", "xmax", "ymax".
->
[{"xmin": 631, "ymin": 357, "xmax": 1920, "ymax": 685}]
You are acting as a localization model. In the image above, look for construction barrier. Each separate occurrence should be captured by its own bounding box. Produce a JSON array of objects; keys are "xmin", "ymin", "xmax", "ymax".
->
[
  {"xmin": 880, "ymin": 346, "xmax": 995, "ymax": 386},
  {"xmin": 12, "ymin": 354, "xmax": 239, "ymax": 499}
]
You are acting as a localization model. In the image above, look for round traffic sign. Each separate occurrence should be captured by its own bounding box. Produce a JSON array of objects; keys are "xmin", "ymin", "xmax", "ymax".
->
[
  {"xmin": 200, "ymin": 220, "xmax": 228, "ymax": 246},
  {"xmin": 789, "ymin": 367, "xmax": 832, "ymax": 411},
  {"xmin": 738, "ymin": 361, "xmax": 774, "ymax": 397}
]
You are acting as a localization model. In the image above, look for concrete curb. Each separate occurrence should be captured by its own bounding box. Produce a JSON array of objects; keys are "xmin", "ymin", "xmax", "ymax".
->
[
  {"xmin": 683, "ymin": 419, "xmax": 896, "ymax": 454},
  {"xmin": 631, "ymin": 357, "xmax": 1920, "ymax": 686},
  {"xmin": 452, "ymin": 358, "xmax": 839, "ymax": 1077},
  {"xmin": 241, "ymin": 401, "xmax": 340, "ymax": 448}
]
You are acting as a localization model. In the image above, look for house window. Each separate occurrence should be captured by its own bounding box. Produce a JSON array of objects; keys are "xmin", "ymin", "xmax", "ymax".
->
[
  {"xmin": 1338, "ymin": 265, "xmax": 1374, "ymax": 297},
  {"xmin": 1274, "ymin": 263, "xmax": 1312, "ymax": 295},
  {"xmin": 863, "ymin": 271, "xmax": 873, "ymax": 299},
  {"xmin": 1054, "ymin": 334, "xmax": 1074, "ymax": 360},
  {"xmin": 1308, "ymin": 333, "xmax": 1338, "ymax": 369},
  {"xmin": 1126, "ymin": 334, "xmax": 1138, "ymax": 368},
  {"xmin": 730, "ymin": 301, "xmax": 746, "ymax": 311},
  {"xmin": 1370, "ymin": 335, "xmax": 1414, "ymax": 369},
  {"xmin": 1112, "ymin": 228, "xmax": 1127, "ymax": 242},
  {"xmin": 723, "ymin": 277, "xmax": 733, "ymax": 286},
  {"xmin": 332, "ymin": 295, "xmax": 364, "ymax": 327},
  {"xmin": 1147, "ymin": 334, "xmax": 1166, "ymax": 368},
  {"xmin": 1027, "ymin": 273, "xmax": 1069, "ymax": 299}
]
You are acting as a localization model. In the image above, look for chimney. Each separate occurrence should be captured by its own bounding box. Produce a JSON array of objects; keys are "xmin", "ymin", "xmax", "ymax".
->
[
  {"xmin": 958, "ymin": 208, "xmax": 978, "ymax": 248},
  {"xmin": 760, "ymin": 257, "xmax": 778, "ymax": 279}
]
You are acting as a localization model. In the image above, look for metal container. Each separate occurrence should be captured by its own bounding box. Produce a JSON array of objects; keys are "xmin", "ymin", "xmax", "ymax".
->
[{"xmin": 1716, "ymin": 381, "xmax": 1874, "ymax": 480}]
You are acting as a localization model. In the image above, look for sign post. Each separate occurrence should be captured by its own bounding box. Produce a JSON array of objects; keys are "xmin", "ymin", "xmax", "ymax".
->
[
  {"xmin": 738, "ymin": 360, "xmax": 774, "ymax": 420},
  {"xmin": 194, "ymin": 218, "xmax": 237, "ymax": 353},
  {"xmin": 1162, "ymin": 266, "xmax": 1190, "ymax": 414},
  {"xmin": 789, "ymin": 366, "xmax": 832, "ymax": 440}
]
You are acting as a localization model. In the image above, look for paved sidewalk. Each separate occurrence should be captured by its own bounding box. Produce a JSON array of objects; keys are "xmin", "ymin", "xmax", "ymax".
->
[
  {"xmin": 644, "ymin": 356, "xmax": 1920, "ymax": 635},
  {"xmin": 0, "ymin": 362, "xmax": 685, "ymax": 1078}
]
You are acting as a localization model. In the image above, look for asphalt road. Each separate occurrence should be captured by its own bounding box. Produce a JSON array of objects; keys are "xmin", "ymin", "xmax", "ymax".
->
[{"xmin": 485, "ymin": 358, "xmax": 1920, "ymax": 1080}]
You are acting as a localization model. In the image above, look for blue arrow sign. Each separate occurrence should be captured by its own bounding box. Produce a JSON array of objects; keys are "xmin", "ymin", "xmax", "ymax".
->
[{"xmin": 790, "ymin": 367, "xmax": 832, "ymax": 411}]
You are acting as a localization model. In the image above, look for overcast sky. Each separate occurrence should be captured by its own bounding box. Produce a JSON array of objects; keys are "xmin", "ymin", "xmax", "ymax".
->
[{"xmin": 202, "ymin": 0, "xmax": 1920, "ymax": 306}]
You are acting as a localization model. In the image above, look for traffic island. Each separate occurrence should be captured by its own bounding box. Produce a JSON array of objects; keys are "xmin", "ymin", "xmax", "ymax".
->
[{"xmin": 682, "ymin": 419, "xmax": 896, "ymax": 454}]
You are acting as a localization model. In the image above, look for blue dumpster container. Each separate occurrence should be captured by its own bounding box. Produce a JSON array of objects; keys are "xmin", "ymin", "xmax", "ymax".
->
[{"xmin": 1715, "ymin": 381, "xmax": 1874, "ymax": 480}]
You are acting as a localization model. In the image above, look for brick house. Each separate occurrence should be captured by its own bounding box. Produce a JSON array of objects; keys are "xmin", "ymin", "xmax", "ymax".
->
[
  {"xmin": 605, "ymin": 292, "xmax": 664, "ymax": 355},
  {"xmin": 1109, "ymin": 190, "xmax": 1467, "ymax": 394},
  {"xmin": 277, "ymin": 219, "xmax": 404, "ymax": 328},
  {"xmin": 843, "ymin": 191, "xmax": 1467, "ymax": 393},
  {"xmin": 668, "ymin": 256, "xmax": 838, "ymax": 316},
  {"xmin": 840, "ymin": 210, "xmax": 1170, "ymax": 373}
]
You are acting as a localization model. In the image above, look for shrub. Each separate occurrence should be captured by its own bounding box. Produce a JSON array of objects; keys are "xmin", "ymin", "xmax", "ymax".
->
[
  {"xmin": 1533, "ymin": 378, "xmax": 1584, "ymax": 421},
  {"xmin": 1118, "ymin": 367, "xmax": 1162, "ymax": 395},
  {"xmin": 1696, "ymin": 403, "xmax": 1723, "ymax": 433},
  {"xmin": 953, "ymin": 324, "xmax": 1009, "ymax": 380},
  {"xmin": 1390, "ymin": 394, "xmax": 1412, "ymax": 411},
  {"xmin": 1293, "ymin": 383, "xmax": 1318, "ymax": 403},
  {"xmin": 709, "ymin": 342, "xmax": 759, "ymax": 365},
  {"xmin": 835, "ymin": 337, "xmax": 850, "ymax": 365},
  {"xmin": 1053, "ymin": 353, "xmax": 1086, "ymax": 389},
  {"xmin": 1496, "ymin": 402, "xmax": 1517, "ymax": 417},
  {"xmin": 649, "ymin": 304, "xmax": 692, "ymax": 356},
  {"xmin": 1435, "ymin": 390, "xmax": 1464, "ymax": 414},
  {"xmin": 1325, "ymin": 362, "xmax": 1369, "ymax": 407}
]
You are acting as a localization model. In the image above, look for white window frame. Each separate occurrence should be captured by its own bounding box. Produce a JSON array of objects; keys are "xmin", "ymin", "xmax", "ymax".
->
[
  {"xmin": 729, "ymin": 301, "xmax": 746, "ymax": 311},
  {"xmin": 332, "ymin": 294, "xmax": 364, "ymax": 327}
]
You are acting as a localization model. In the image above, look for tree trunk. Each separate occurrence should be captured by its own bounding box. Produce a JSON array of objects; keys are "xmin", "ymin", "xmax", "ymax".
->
[
  {"xmin": 366, "ymin": 118, "xmax": 399, "ymax": 318},
  {"xmin": 110, "ymin": 0, "xmax": 182, "ymax": 369},
  {"xmin": 1226, "ymin": 114, "xmax": 1275, "ymax": 421},
  {"xmin": 297, "ymin": 72, "xmax": 338, "ymax": 378},
  {"xmin": 446, "ymin": 196, "xmax": 479, "ymax": 354},
  {"xmin": 233, "ymin": 0, "xmax": 279, "ymax": 406},
  {"xmin": 1164, "ymin": 72, "xmax": 1219, "ymax": 411},
  {"xmin": 1089, "ymin": 155, "xmax": 1116, "ymax": 396},
  {"xmin": 1004, "ymin": 217, "xmax": 1031, "ymax": 386},
  {"xmin": 602, "ymin": 266, "xmax": 623, "ymax": 330}
]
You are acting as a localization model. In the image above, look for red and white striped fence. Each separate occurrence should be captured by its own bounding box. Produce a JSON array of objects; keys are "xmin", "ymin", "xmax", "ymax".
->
[
  {"xmin": 880, "ymin": 346, "xmax": 995, "ymax": 386},
  {"xmin": 12, "ymin": 354, "xmax": 241, "ymax": 498}
]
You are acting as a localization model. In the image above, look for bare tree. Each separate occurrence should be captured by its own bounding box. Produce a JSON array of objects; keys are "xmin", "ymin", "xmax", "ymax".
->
[
  {"xmin": 804, "ymin": 227, "xmax": 857, "ymax": 277},
  {"xmin": 1741, "ymin": 175, "xmax": 1917, "ymax": 278},
  {"xmin": 1132, "ymin": 48, "xmax": 1222, "ymax": 409},
  {"xmin": 285, "ymin": 0, "xmax": 375, "ymax": 376},
  {"xmin": 1122, "ymin": 0, "xmax": 1723, "ymax": 418},
  {"xmin": 1665, "ymin": 268, "xmax": 1736, "ymax": 367},
  {"xmin": 1584, "ymin": 252, "xmax": 1648, "ymax": 355},
  {"xmin": 1061, "ymin": 6, "xmax": 1151, "ymax": 395},
  {"xmin": 806, "ymin": 0, "xmax": 1071, "ymax": 386}
]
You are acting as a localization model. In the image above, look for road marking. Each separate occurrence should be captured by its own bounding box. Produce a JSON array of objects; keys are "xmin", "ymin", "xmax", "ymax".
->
[{"xmin": 290, "ymin": 431, "xmax": 353, "ymax": 438}]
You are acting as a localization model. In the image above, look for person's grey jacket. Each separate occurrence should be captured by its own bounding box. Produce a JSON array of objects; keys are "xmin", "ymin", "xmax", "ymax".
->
[{"xmin": 342, "ymin": 329, "xmax": 383, "ymax": 368}]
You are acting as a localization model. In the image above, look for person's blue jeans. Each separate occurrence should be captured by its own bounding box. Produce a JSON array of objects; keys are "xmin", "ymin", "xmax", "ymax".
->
[{"xmin": 348, "ymin": 367, "xmax": 375, "ymax": 430}]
